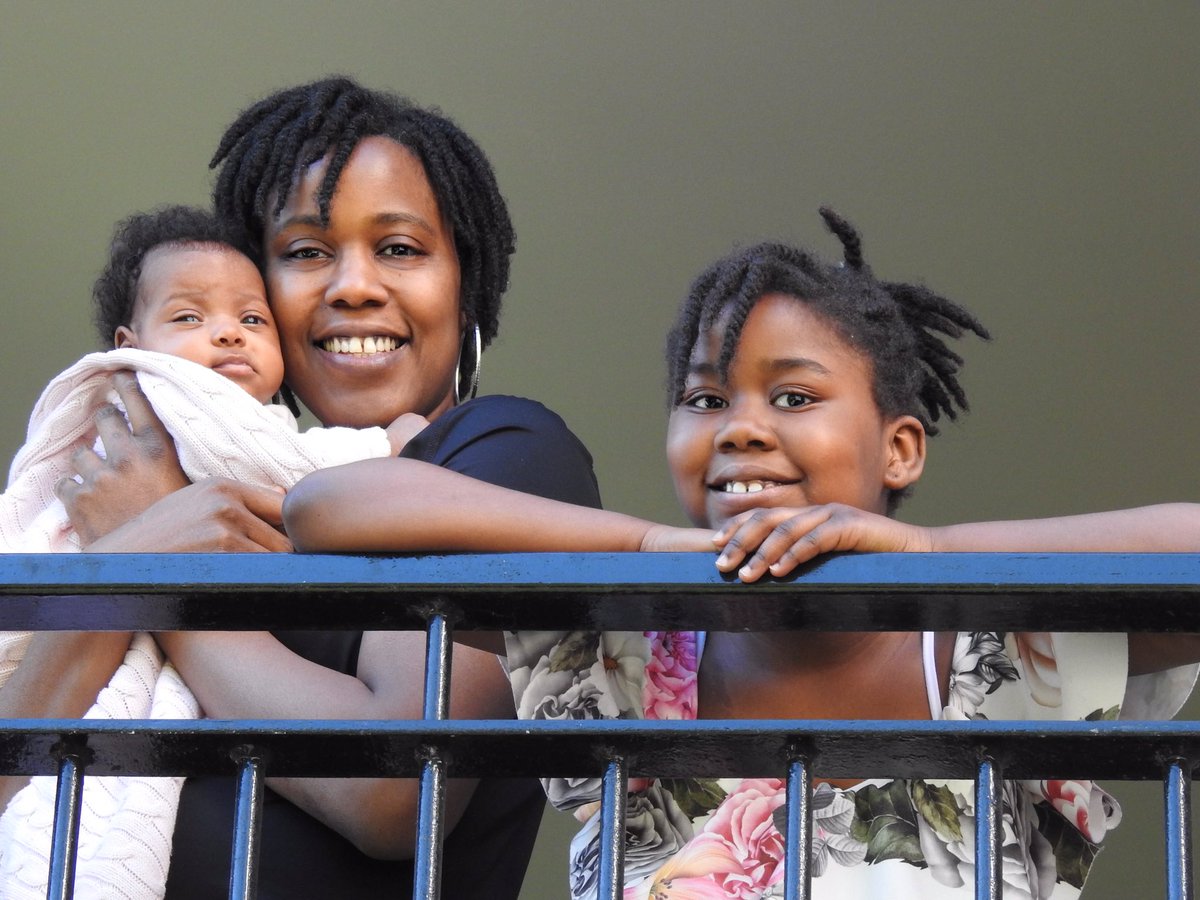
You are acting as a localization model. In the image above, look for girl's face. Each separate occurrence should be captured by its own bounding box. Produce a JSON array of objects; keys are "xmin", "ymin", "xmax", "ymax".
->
[
  {"xmin": 666, "ymin": 292, "xmax": 924, "ymax": 529},
  {"xmin": 264, "ymin": 136, "xmax": 463, "ymax": 428}
]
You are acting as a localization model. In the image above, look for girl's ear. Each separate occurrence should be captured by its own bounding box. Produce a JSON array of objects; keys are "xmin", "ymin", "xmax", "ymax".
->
[
  {"xmin": 113, "ymin": 326, "xmax": 137, "ymax": 349},
  {"xmin": 883, "ymin": 415, "xmax": 926, "ymax": 491}
]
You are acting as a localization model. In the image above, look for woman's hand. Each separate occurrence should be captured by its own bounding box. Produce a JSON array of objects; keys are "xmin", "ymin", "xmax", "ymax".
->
[
  {"xmin": 58, "ymin": 371, "xmax": 290, "ymax": 552},
  {"xmin": 713, "ymin": 504, "xmax": 934, "ymax": 582},
  {"xmin": 56, "ymin": 371, "xmax": 189, "ymax": 543}
]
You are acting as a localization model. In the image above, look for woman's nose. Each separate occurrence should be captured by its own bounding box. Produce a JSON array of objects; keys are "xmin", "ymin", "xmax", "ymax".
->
[{"xmin": 326, "ymin": 247, "xmax": 385, "ymax": 307}]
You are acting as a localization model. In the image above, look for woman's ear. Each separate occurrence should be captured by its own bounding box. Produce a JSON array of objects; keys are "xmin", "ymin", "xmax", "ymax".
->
[
  {"xmin": 883, "ymin": 415, "xmax": 926, "ymax": 491},
  {"xmin": 113, "ymin": 326, "xmax": 137, "ymax": 349}
]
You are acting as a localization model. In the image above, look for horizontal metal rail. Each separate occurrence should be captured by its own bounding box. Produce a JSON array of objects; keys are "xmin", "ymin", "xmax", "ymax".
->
[{"xmin": 0, "ymin": 551, "xmax": 1197, "ymax": 899}]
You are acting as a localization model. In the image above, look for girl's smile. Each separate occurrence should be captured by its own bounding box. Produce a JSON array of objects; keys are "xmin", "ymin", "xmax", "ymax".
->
[{"xmin": 666, "ymin": 292, "xmax": 923, "ymax": 529}]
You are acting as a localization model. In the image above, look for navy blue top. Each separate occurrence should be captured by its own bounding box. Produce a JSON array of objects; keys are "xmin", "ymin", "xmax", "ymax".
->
[{"xmin": 166, "ymin": 396, "xmax": 601, "ymax": 899}]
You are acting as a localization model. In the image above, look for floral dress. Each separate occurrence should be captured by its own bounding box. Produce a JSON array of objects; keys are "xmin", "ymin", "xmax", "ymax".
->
[{"xmin": 503, "ymin": 630, "xmax": 1196, "ymax": 900}]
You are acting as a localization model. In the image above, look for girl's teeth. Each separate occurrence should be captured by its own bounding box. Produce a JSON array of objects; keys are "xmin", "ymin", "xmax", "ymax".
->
[{"xmin": 725, "ymin": 481, "xmax": 770, "ymax": 493}]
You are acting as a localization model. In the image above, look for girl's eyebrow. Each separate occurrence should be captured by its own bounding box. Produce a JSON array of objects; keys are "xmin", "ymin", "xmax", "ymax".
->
[{"xmin": 766, "ymin": 357, "xmax": 832, "ymax": 375}]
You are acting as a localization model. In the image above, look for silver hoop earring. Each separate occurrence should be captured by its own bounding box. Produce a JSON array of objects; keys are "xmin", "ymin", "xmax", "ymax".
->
[{"xmin": 454, "ymin": 323, "xmax": 482, "ymax": 405}]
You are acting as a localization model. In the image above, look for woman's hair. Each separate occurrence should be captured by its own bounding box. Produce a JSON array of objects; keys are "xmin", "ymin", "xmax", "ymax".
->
[
  {"xmin": 209, "ymin": 76, "xmax": 515, "ymax": 349},
  {"xmin": 92, "ymin": 204, "xmax": 245, "ymax": 346},
  {"xmin": 668, "ymin": 207, "xmax": 990, "ymax": 422}
]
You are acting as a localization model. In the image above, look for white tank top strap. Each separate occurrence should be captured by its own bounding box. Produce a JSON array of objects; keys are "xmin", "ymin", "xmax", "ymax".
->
[{"xmin": 922, "ymin": 631, "xmax": 942, "ymax": 720}]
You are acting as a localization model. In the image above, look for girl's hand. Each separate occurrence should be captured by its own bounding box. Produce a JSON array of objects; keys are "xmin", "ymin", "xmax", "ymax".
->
[{"xmin": 713, "ymin": 504, "xmax": 934, "ymax": 582}]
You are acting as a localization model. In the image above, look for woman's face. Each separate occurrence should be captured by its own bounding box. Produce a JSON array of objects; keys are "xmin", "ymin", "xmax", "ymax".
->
[{"xmin": 263, "ymin": 136, "xmax": 463, "ymax": 428}]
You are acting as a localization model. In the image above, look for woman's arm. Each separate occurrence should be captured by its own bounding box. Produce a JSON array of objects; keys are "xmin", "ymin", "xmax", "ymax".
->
[
  {"xmin": 155, "ymin": 628, "xmax": 511, "ymax": 859},
  {"xmin": 283, "ymin": 457, "xmax": 713, "ymax": 554}
]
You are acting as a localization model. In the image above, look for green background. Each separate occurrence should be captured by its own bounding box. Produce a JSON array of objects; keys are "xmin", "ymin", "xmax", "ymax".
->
[{"xmin": 2, "ymin": 3, "xmax": 1197, "ymax": 896}]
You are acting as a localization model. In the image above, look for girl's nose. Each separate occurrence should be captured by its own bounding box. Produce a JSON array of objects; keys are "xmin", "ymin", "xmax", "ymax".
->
[
  {"xmin": 714, "ymin": 402, "xmax": 776, "ymax": 451},
  {"xmin": 326, "ymin": 247, "xmax": 385, "ymax": 308}
]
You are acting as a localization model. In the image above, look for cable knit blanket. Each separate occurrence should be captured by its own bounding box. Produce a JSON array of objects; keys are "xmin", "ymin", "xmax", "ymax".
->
[{"xmin": 0, "ymin": 348, "xmax": 393, "ymax": 899}]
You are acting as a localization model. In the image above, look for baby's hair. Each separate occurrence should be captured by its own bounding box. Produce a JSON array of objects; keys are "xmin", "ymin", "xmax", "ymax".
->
[
  {"xmin": 209, "ymin": 75, "xmax": 515, "ymax": 349},
  {"xmin": 92, "ymin": 205, "xmax": 247, "ymax": 347},
  {"xmin": 666, "ymin": 209, "xmax": 989, "ymax": 508}
]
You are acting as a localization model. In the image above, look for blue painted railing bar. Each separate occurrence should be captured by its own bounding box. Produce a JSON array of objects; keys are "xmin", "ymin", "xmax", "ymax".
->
[
  {"xmin": 229, "ymin": 751, "xmax": 264, "ymax": 900},
  {"xmin": 1166, "ymin": 760, "xmax": 1193, "ymax": 900},
  {"xmin": 783, "ymin": 757, "xmax": 813, "ymax": 900},
  {"xmin": 414, "ymin": 612, "xmax": 453, "ymax": 900},
  {"xmin": 598, "ymin": 756, "xmax": 628, "ymax": 900},
  {"xmin": 974, "ymin": 758, "xmax": 1002, "ymax": 900},
  {"xmin": 0, "ymin": 552, "xmax": 1197, "ymax": 898},
  {"xmin": 48, "ymin": 749, "xmax": 85, "ymax": 900},
  {"xmin": 1, "ymin": 552, "xmax": 1198, "ymax": 634}
]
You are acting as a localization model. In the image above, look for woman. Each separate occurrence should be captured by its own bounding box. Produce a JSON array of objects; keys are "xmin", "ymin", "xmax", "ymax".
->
[{"xmin": 49, "ymin": 77, "xmax": 602, "ymax": 899}]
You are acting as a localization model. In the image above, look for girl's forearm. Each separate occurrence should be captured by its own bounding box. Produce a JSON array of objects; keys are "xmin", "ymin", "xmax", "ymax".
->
[{"xmin": 927, "ymin": 504, "xmax": 1200, "ymax": 553}]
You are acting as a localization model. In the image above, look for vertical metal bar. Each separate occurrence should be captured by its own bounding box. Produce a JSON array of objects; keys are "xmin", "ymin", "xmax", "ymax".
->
[
  {"xmin": 47, "ymin": 752, "xmax": 85, "ymax": 900},
  {"xmin": 784, "ymin": 757, "xmax": 813, "ymax": 900},
  {"xmin": 974, "ymin": 757, "xmax": 1002, "ymax": 900},
  {"xmin": 228, "ymin": 750, "xmax": 265, "ymax": 900},
  {"xmin": 1166, "ymin": 759, "xmax": 1193, "ymax": 900},
  {"xmin": 413, "ymin": 612, "xmax": 453, "ymax": 900},
  {"xmin": 596, "ymin": 756, "xmax": 628, "ymax": 900}
]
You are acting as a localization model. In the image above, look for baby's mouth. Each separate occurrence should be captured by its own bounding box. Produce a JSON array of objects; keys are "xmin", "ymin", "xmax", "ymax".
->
[{"xmin": 317, "ymin": 335, "xmax": 403, "ymax": 355}]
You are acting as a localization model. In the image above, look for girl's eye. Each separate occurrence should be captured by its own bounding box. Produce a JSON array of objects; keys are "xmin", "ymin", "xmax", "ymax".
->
[
  {"xmin": 683, "ymin": 393, "xmax": 727, "ymax": 411},
  {"xmin": 772, "ymin": 391, "xmax": 812, "ymax": 409}
]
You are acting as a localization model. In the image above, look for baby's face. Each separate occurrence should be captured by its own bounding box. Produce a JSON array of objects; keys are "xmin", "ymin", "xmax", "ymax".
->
[{"xmin": 117, "ymin": 244, "xmax": 284, "ymax": 403}]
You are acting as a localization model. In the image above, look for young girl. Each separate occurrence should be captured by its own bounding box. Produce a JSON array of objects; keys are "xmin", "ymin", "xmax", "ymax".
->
[{"xmin": 283, "ymin": 209, "xmax": 1200, "ymax": 899}]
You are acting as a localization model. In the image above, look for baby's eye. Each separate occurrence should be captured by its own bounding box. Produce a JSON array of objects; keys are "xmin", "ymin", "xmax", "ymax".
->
[
  {"xmin": 242, "ymin": 313, "xmax": 271, "ymax": 326},
  {"xmin": 171, "ymin": 313, "xmax": 201, "ymax": 324},
  {"xmin": 683, "ymin": 393, "xmax": 727, "ymax": 411},
  {"xmin": 772, "ymin": 391, "xmax": 812, "ymax": 409}
]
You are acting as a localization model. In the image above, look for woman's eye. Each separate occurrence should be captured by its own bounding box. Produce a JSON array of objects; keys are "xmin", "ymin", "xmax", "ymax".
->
[
  {"xmin": 381, "ymin": 243, "xmax": 420, "ymax": 258},
  {"xmin": 286, "ymin": 246, "xmax": 324, "ymax": 260},
  {"xmin": 772, "ymin": 391, "xmax": 812, "ymax": 409},
  {"xmin": 684, "ymin": 393, "xmax": 727, "ymax": 411}
]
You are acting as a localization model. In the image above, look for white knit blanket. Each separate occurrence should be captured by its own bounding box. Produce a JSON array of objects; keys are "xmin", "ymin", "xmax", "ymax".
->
[{"xmin": 0, "ymin": 348, "xmax": 393, "ymax": 899}]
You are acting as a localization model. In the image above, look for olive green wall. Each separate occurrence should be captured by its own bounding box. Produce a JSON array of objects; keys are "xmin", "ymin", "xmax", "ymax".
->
[{"xmin": 2, "ymin": 3, "xmax": 1197, "ymax": 897}]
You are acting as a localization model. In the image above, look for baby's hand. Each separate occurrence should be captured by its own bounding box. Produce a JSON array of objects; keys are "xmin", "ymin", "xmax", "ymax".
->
[
  {"xmin": 385, "ymin": 413, "xmax": 430, "ymax": 455},
  {"xmin": 713, "ymin": 504, "xmax": 934, "ymax": 582}
]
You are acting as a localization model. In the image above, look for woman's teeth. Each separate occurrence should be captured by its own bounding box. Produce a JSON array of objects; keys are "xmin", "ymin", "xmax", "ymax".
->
[{"xmin": 319, "ymin": 336, "xmax": 401, "ymax": 354}]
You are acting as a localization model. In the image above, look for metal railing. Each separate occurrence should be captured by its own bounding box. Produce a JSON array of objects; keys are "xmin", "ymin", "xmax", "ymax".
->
[{"xmin": 0, "ymin": 551, "xmax": 1197, "ymax": 900}]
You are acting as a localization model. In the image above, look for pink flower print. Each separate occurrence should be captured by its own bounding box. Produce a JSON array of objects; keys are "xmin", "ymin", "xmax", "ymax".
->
[
  {"xmin": 1033, "ymin": 779, "xmax": 1121, "ymax": 843},
  {"xmin": 644, "ymin": 631, "xmax": 699, "ymax": 721},
  {"xmin": 622, "ymin": 839, "xmax": 740, "ymax": 900},
  {"xmin": 686, "ymin": 778, "xmax": 787, "ymax": 899},
  {"xmin": 1005, "ymin": 633, "xmax": 1063, "ymax": 708}
]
